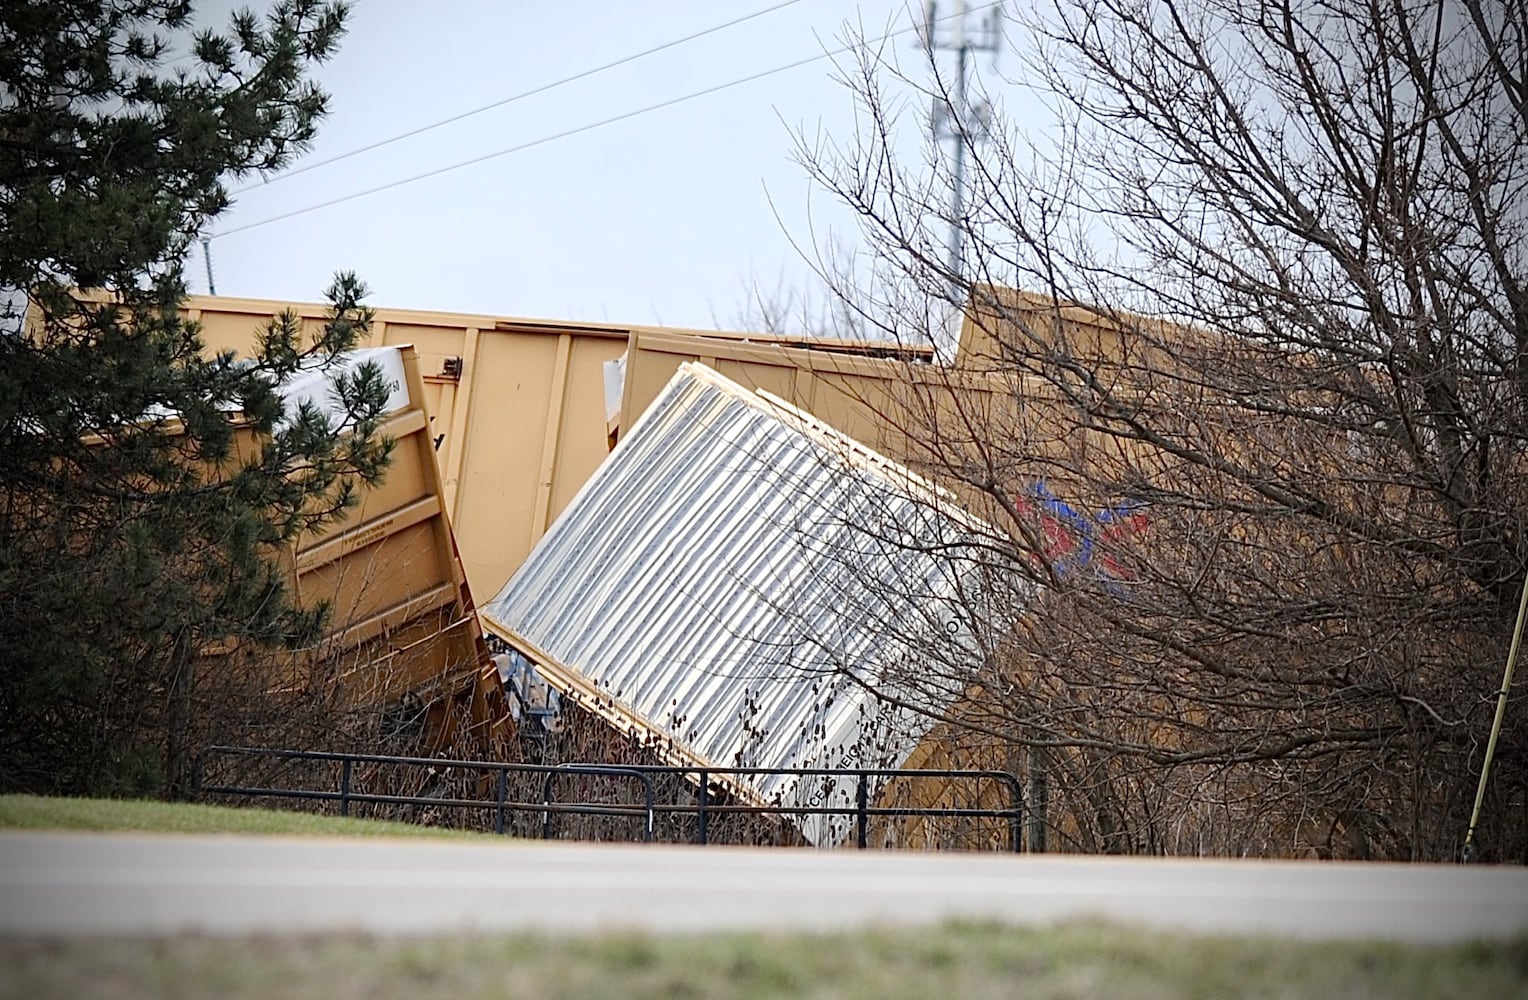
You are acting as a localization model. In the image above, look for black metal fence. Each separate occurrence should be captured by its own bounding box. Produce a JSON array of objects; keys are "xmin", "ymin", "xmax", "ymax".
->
[{"xmin": 194, "ymin": 746, "xmax": 1025, "ymax": 851}]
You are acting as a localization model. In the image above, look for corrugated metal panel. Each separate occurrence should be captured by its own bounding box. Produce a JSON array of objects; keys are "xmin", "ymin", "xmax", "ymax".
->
[{"xmin": 483, "ymin": 362, "xmax": 1012, "ymax": 845}]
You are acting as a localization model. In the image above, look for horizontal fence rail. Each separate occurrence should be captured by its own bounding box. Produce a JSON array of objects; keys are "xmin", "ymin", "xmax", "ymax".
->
[{"xmin": 194, "ymin": 746, "xmax": 1025, "ymax": 851}]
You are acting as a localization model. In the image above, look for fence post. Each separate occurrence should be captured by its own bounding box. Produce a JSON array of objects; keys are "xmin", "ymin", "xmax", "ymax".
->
[
  {"xmin": 639, "ymin": 774, "xmax": 655, "ymax": 843},
  {"xmin": 495, "ymin": 767, "xmax": 508, "ymax": 835},
  {"xmin": 540, "ymin": 770, "xmax": 558, "ymax": 840},
  {"xmin": 696, "ymin": 770, "xmax": 710, "ymax": 846},
  {"xmin": 1008, "ymin": 773, "xmax": 1024, "ymax": 854},
  {"xmin": 339, "ymin": 758, "xmax": 353, "ymax": 818},
  {"xmin": 1027, "ymin": 748, "xmax": 1049, "ymax": 853},
  {"xmin": 855, "ymin": 773, "xmax": 869, "ymax": 849}
]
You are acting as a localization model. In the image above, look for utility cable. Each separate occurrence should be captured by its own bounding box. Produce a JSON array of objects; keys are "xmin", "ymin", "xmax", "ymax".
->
[
  {"xmin": 211, "ymin": 2, "xmax": 998, "ymax": 241},
  {"xmin": 1462, "ymin": 569, "xmax": 1528, "ymax": 861},
  {"xmin": 230, "ymin": 0, "xmax": 804, "ymax": 195}
]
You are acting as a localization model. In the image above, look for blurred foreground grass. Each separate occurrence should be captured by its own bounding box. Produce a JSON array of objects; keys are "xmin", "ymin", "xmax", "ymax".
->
[{"xmin": 2, "ymin": 921, "xmax": 1526, "ymax": 1000}]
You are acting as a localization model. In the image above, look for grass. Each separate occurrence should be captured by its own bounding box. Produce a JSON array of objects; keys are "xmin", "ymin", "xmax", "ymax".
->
[
  {"xmin": 0, "ymin": 794, "xmax": 494, "ymax": 840},
  {"xmin": 1, "ymin": 922, "xmax": 1525, "ymax": 1000}
]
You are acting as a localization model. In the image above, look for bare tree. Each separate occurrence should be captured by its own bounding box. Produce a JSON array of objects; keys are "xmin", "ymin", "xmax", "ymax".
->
[{"xmin": 784, "ymin": 0, "xmax": 1527, "ymax": 860}]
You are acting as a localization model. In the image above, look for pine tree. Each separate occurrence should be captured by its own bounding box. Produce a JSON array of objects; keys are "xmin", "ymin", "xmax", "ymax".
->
[{"xmin": 0, "ymin": 2, "xmax": 394, "ymax": 795}]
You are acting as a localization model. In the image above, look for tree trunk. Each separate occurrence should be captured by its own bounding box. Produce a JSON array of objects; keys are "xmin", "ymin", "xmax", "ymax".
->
[{"xmin": 164, "ymin": 628, "xmax": 194, "ymax": 800}]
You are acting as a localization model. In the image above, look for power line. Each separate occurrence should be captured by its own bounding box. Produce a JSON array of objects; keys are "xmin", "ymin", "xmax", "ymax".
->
[
  {"xmin": 231, "ymin": 0, "xmax": 804, "ymax": 195},
  {"xmin": 212, "ymin": 2, "xmax": 1001, "ymax": 241}
]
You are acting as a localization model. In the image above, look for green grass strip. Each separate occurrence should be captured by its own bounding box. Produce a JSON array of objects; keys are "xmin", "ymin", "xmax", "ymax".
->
[{"xmin": 0, "ymin": 794, "xmax": 492, "ymax": 840}]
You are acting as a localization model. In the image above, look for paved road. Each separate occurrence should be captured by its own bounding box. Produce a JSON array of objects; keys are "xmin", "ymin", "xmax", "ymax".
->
[{"xmin": 2, "ymin": 831, "xmax": 1525, "ymax": 941}]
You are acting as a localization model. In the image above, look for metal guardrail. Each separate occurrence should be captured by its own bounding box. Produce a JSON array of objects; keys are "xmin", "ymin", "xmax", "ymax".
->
[
  {"xmin": 194, "ymin": 747, "xmax": 658, "ymax": 841},
  {"xmin": 605, "ymin": 763, "xmax": 1025, "ymax": 852},
  {"xmin": 539, "ymin": 764, "xmax": 655, "ymax": 842},
  {"xmin": 194, "ymin": 746, "xmax": 1025, "ymax": 851}
]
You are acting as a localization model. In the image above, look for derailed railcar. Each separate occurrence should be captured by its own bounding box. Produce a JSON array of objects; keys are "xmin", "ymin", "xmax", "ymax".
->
[
  {"xmin": 482, "ymin": 363, "xmax": 1028, "ymax": 847},
  {"xmin": 182, "ymin": 345, "xmax": 508, "ymax": 758}
]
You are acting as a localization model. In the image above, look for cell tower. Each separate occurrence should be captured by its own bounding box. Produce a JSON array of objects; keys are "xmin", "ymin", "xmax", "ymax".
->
[
  {"xmin": 925, "ymin": 1, "xmax": 1001, "ymax": 302},
  {"xmin": 201, "ymin": 237, "xmax": 217, "ymax": 295}
]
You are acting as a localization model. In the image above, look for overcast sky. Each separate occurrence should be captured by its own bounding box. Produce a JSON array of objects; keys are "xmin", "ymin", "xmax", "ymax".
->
[{"xmin": 193, "ymin": 1, "xmax": 1032, "ymax": 331}]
